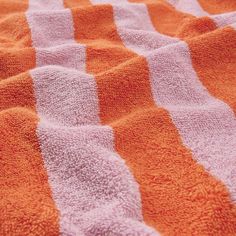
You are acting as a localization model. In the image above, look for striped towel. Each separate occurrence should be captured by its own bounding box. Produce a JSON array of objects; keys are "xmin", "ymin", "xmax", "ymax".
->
[{"xmin": 1, "ymin": 0, "xmax": 236, "ymax": 235}]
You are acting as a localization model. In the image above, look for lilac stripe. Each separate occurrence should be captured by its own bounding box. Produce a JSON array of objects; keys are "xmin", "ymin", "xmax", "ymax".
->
[
  {"xmin": 213, "ymin": 12, "xmax": 236, "ymax": 28},
  {"xmin": 27, "ymin": 0, "xmax": 65, "ymax": 11},
  {"xmin": 36, "ymin": 43, "xmax": 86, "ymax": 70},
  {"xmin": 111, "ymin": 3, "xmax": 179, "ymax": 55},
  {"xmin": 27, "ymin": 7, "xmax": 86, "ymax": 69},
  {"xmin": 91, "ymin": 1, "xmax": 178, "ymax": 55},
  {"xmin": 167, "ymin": 0, "xmax": 208, "ymax": 17},
  {"xmin": 30, "ymin": 66, "xmax": 100, "ymax": 126},
  {"xmin": 146, "ymin": 41, "xmax": 236, "ymax": 201},
  {"xmin": 96, "ymin": 0, "xmax": 236, "ymax": 201},
  {"xmin": 167, "ymin": 0, "xmax": 236, "ymax": 31},
  {"xmin": 26, "ymin": 9, "xmax": 75, "ymax": 47},
  {"xmin": 37, "ymin": 121, "xmax": 157, "ymax": 235},
  {"xmin": 27, "ymin": 1, "xmax": 157, "ymax": 235},
  {"xmin": 93, "ymin": 1, "xmax": 236, "ymax": 203},
  {"xmin": 112, "ymin": 3, "xmax": 156, "ymax": 31}
]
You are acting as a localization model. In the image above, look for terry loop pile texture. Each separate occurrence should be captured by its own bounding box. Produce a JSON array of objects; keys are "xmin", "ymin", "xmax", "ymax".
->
[{"xmin": 1, "ymin": 0, "xmax": 236, "ymax": 235}]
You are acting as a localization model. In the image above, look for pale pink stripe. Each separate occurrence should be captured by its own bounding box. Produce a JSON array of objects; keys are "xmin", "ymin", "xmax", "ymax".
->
[
  {"xmin": 36, "ymin": 43, "xmax": 86, "ymax": 70},
  {"xmin": 94, "ymin": 0, "xmax": 236, "ymax": 200},
  {"xmin": 112, "ymin": 3, "xmax": 179, "ymax": 55},
  {"xmin": 27, "ymin": 1, "xmax": 157, "ymax": 235},
  {"xmin": 37, "ymin": 121, "xmax": 157, "ymax": 235},
  {"xmin": 91, "ymin": 1, "xmax": 155, "ymax": 31},
  {"xmin": 27, "ymin": 0, "xmax": 65, "ymax": 11},
  {"xmin": 167, "ymin": 0, "xmax": 208, "ymax": 17},
  {"xmin": 32, "ymin": 65, "xmax": 158, "ymax": 234},
  {"xmin": 91, "ymin": 1, "xmax": 178, "ymax": 55},
  {"xmin": 113, "ymin": 3, "xmax": 155, "ymax": 31},
  {"xmin": 146, "ymin": 41, "xmax": 236, "ymax": 201},
  {"xmin": 231, "ymin": 23, "xmax": 236, "ymax": 29},
  {"xmin": 213, "ymin": 12, "xmax": 236, "ymax": 28},
  {"xmin": 26, "ymin": 7, "xmax": 86, "ymax": 69},
  {"xmin": 167, "ymin": 0, "xmax": 236, "ymax": 31},
  {"xmin": 26, "ymin": 9, "xmax": 75, "ymax": 47},
  {"xmin": 30, "ymin": 66, "xmax": 100, "ymax": 126}
]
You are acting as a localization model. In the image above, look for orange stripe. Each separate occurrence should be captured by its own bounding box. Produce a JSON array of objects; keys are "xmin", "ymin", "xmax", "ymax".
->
[
  {"xmin": 129, "ymin": 1, "xmax": 235, "ymax": 114},
  {"xmin": 0, "ymin": 13, "xmax": 36, "ymax": 80},
  {"xmin": 177, "ymin": 16, "xmax": 217, "ymax": 39},
  {"xmin": 71, "ymin": 3, "xmax": 236, "ymax": 234},
  {"xmin": 0, "ymin": 72, "xmax": 36, "ymax": 111},
  {"xmin": 198, "ymin": 0, "xmax": 236, "ymax": 14},
  {"xmin": 72, "ymin": 3, "xmax": 153, "ymax": 123},
  {"xmin": 0, "ymin": 47, "xmax": 35, "ymax": 80},
  {"xmin": 71, "ymin": 4, "xmax": 136, "ymax": 74},
  {"xmin": 129, "ymin": 0, "xmax": 195, "ymax": 37},
  {"xmin": 0, "ymin": 3, "xmax": 60, "ymax": 234},
  {"xmin": 0, "ymin": 74, "xmax": 60, "ymax": 235},
  {"xmin": 113, "ymin": 106, "xmax": 236, "ymax": 235},
  {"xmin": 187, "ymin": 26, "xmax": 236, "ymax": 114},
  {"xmin": 96, "ymin": 54, "xmax": 236, "ymax": 235},
  {"xmin": 0, "ymin": 0, "xmax": 28, "ymax": 18},
  {"xmin": 64, "ymin": 0, "xmax": 91, "ymax": 8},
  {"xmin": 96, "ymin": 56, "xmax": 154, "ymax": 123},
  {"xmin": 129, "ymin": 0, "xmax": 219, "ymax": 39}
]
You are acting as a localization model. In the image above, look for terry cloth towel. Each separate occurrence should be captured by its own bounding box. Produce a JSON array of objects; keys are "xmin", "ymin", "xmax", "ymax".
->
[{"xmin": 1, "ymin": 0, "xmax": 236, "ymax": 235}]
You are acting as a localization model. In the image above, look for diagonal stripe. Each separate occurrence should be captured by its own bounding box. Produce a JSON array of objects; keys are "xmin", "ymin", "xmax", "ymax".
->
[
  {"xmin": 89, "ymin": 0, "xmax": 236, "ymax": 234},
  {"xmin": 28, "ymin": 1, "xmax": 157, "ymax": 235},
  {"xmin": 71, "ymin": 2, "xmax": 159, "ymax": 235},
  {"xmin": 120, "ymin": 1, "xmax": 236, "ymax": 203},
  {"xmin": 113, "ymin": 105, "xmax": 236, "ymax": 235},
  {"xmin": 147, "ymin": 41, "xmax": 236, "ymax": 201}
]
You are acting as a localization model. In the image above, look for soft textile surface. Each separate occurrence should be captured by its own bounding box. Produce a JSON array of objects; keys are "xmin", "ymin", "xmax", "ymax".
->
[{"xmin": 1, "ymin": 0, "xmax": 236, "ymax": 235}]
